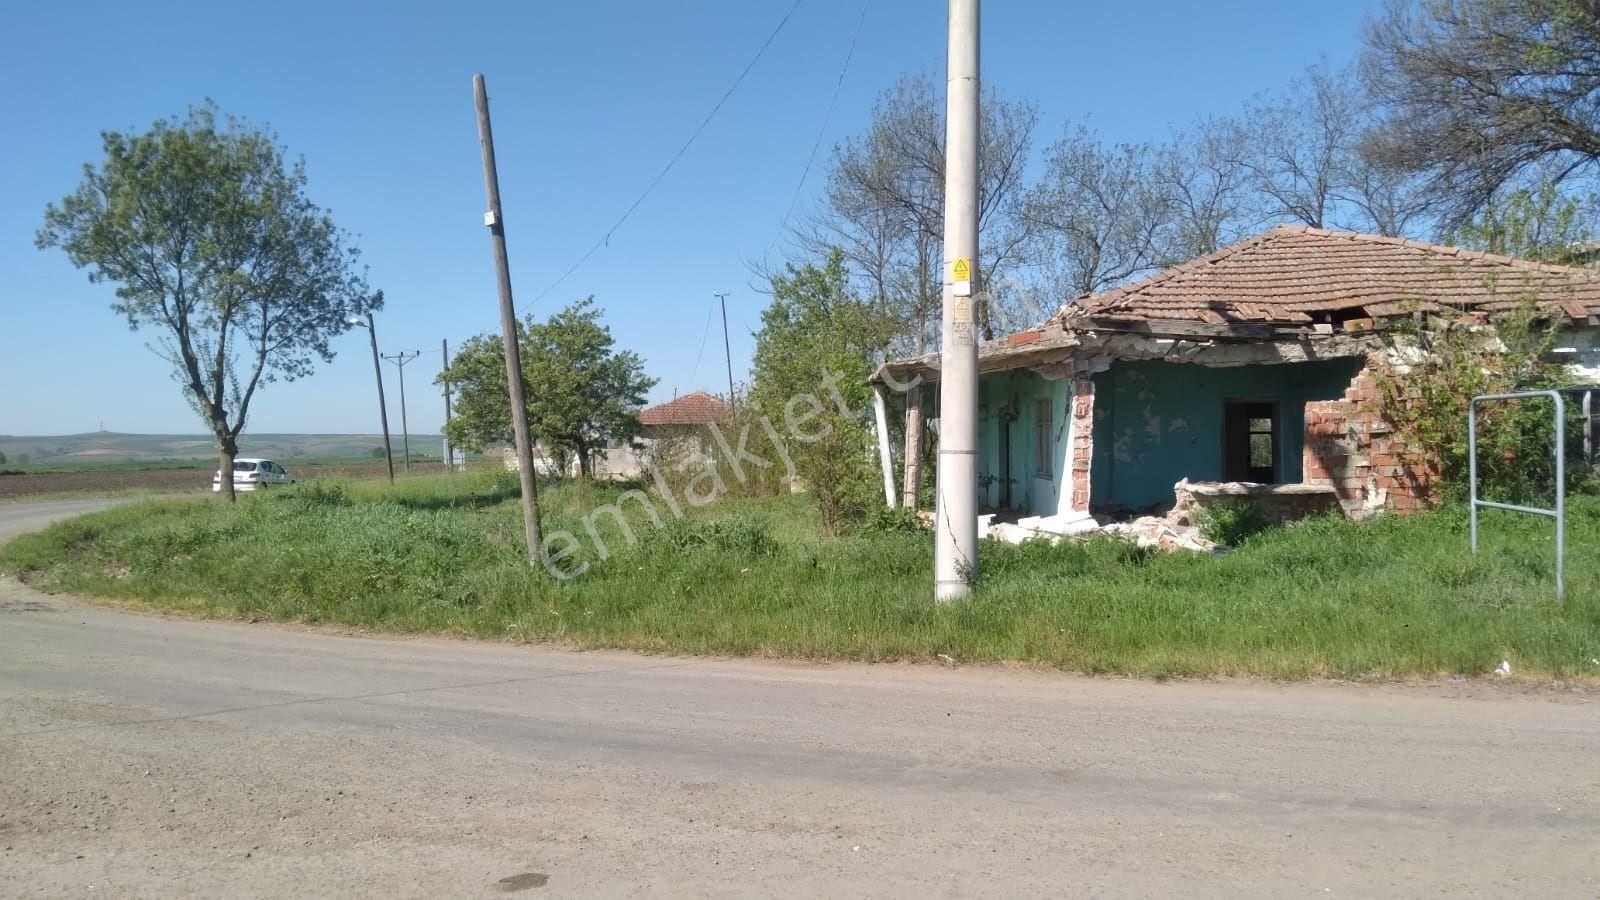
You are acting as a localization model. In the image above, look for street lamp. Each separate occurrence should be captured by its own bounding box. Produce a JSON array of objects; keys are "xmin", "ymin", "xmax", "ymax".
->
[{"xmin": 348, "ymin": 313, "xmax": 395, "ymax": 483}]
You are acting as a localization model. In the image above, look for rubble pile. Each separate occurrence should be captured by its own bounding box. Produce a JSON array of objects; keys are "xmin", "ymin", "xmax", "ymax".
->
[{"xmin": 976, "ymin": 479, "xmax": 1227, "ymax": 554}]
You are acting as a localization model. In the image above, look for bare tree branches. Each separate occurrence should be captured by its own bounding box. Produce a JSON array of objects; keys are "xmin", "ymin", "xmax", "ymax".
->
[
  {"xmin": 1363, "ymin": 0, "xmax": 1600, "ymax": 228},
  {"xmin": 793, "ymin": 74, "xmax": 1038, "ymax": 350}
]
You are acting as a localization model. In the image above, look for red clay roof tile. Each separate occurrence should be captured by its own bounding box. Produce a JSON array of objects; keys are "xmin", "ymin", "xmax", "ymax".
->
[
  {"xmin": 637, "ymin": 391, "xmax": 729, "ymax": 426},
  {"xmin": 1054, "ymin": 224, "xmax": 1600, "ymax": 328}
]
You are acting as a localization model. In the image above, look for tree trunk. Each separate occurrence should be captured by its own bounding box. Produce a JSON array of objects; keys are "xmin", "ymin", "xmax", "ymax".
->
[
  {"xmin": 901, "ymin": 382, "xmax": 924, "ymax": 510},
  {"xmin": 216, "ymin": 434, "xmax": 238, "ymax": 503}
]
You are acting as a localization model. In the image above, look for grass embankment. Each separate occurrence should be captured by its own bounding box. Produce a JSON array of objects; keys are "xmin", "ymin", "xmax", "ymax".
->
[{"xmin": 3, "ymin": 473, "xmax": 1597, "ymax": 680}]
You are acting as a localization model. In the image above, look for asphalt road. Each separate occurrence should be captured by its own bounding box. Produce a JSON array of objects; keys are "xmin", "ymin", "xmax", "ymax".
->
[{"xmin": 2, "ymin": 499, "xmax": 1597, "ymax": 898}]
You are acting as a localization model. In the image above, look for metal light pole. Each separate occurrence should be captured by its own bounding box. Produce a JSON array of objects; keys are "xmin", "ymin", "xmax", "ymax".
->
[
  {"xmin": 474, "ymin": 73, "xmax": 544, "ymax": 565},
  {"xmin": 935, "ymin": 0, "xmax": 981, "ymax": 602},
  {"xmin": 442, "ymin": 338, "xmax": 455, "ymax": 472},
  {"xmin": 349, "ymin": 314, "xmax": 395, "ymax": 484},
  {"xmin": 382, "ymin": 350, "xmax": 421, "ymax": 472}
]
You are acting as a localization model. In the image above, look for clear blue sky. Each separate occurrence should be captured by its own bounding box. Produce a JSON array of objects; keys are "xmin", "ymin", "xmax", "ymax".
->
[{"xmin": 0, "ymin": 0, "xmax": 1378, "ymax": 436}]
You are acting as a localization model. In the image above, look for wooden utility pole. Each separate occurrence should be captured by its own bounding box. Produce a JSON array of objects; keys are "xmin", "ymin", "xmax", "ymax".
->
[
  {"xmin": 715, "ymin": 291, "xmax": 736, "ymax": 408},
  {"xmin": 474, "ymin": 73, "xmax": 543, "ymax": 564},
  {"xmin": 353, "ymin": 312, "xmax": 395, "ymax": 484}
]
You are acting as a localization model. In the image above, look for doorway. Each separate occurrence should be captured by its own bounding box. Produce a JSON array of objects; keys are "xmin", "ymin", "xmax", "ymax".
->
[{"xmin": 1223, "ymin": 400, "xmax": 1279, "ymax": 483}]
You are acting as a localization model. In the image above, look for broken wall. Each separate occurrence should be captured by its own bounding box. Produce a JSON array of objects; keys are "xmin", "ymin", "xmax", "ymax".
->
[
  {"xmin": 1303, "ymin": 357, "xmax": 1440, "ymax": 517},
  {"xmin": 1089, "ymin": 358, "xmax": 1364, "ymax": 511}
]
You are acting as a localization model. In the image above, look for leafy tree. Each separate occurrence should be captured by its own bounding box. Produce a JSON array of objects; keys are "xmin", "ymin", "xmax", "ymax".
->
[
  {"xmin": 1364, "ymin": 0, "xmax": 1600, "ymax": 227},
  {"xmin": 1447, "ymin": 183, "xmax": 1594, "ymax": 263},
  {"xmin": 750, "ymin": 251, "xmax": 895, "ymax": 534},
  {"xmin": 439, "ymin": 298, "xmax": 654, "ymax": 477},
  {"xmin": 37, "ymin": 104, "xmax": 378, "ymax": 501}
]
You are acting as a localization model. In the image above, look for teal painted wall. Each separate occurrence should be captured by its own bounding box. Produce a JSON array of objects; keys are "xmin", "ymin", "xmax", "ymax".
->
[
  {"xmin": 1088, "ymin": 358, "xmax": 1362, "ymax": 512},
  {"xmin": 977, "ymin": 372, "xmax": 1069, "ymax": 514}
]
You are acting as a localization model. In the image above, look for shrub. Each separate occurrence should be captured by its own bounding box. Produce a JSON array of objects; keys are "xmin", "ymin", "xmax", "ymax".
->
[
  {"xmin": 1200, "ymin": 501, "xmax": 1273, "ymax": 546},
  {"xmin": 863, "ymin": 505, "xmax": 927, "ymax": 536},
  {"xmin": 273, "ymin": 480, "xmax": 350, "ymax": 508}
]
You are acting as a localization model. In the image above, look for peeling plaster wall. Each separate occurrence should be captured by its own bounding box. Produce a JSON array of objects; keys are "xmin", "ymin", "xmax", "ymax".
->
[
  {"xmin": 1089, "ymin": 358, "xmax": 1363, "ymax": 512},
  {"xmin": 977, "ymin": 372, "xmax": 1071, "ymax": 514}
]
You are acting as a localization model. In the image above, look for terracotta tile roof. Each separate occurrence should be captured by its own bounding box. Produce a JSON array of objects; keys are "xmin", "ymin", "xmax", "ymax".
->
[
  {"xmin": 637, "ymin": 391, "xmax": 729, "ymax": 426},
  {"xmin": 1054, "ymin": 225, "xmax": 1600, "ymax": 330}
]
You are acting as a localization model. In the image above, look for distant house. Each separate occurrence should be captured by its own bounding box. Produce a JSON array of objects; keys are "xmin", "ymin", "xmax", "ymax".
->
[
  {"xmin": 871, "ymin": 225, "xmax": 1600, "ymax": 525},
  {"xmin": 597, "ymin": 391, "xmax": 730, "ymax": 480},
  {"xmin": 637, "ymin": 391, "xmax": 730, "ymax": 432}
]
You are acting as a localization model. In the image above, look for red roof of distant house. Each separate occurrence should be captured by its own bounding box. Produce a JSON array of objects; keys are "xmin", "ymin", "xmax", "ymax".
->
[{"xmin": 638, "ymin": 391, "xmax": 729, "ymax": 426}]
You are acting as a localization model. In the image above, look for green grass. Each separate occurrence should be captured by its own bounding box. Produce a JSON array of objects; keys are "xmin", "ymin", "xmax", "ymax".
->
[{"xmin": 3, "ymin": 472, "xmax": 1598, "ymax": 681}]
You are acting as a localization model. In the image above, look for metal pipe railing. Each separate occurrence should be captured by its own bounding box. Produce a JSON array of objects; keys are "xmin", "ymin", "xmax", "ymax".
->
[{"xmin": 1469, "ymin": 390, "xmax": 1565, "ymax": 602}]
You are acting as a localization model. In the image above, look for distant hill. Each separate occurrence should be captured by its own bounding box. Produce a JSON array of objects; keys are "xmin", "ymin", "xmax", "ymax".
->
[{"xmin": 0, "ymin": 432, "xmax": 444, "ymax": 465}]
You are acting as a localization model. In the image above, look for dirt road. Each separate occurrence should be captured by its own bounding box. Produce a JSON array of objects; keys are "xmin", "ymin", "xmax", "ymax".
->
[{"xmin": 1, "ymin": 500, "xmax": 1597, "ymax": 897}]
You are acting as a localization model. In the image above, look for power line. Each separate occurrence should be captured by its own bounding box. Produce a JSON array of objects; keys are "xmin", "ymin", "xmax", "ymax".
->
[
  {"xmin": 531, "ymin": 0, "xmax": 806, "ymax": 305},
  {"xmin": 774, "ymin": 0, "xmax": 871, "ymax": 242},
  {"xmin": 682, "ymin": 298, "xmax": 718, "ymax": 392}
]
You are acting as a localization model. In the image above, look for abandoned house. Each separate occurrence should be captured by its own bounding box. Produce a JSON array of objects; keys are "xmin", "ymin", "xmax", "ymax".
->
[
  {"xmin": 869, "ymin": 225, "xmax": 1600, "ymax": 533},
  {"xmin": 600, "ymin": 390, "xmax": 731, "ymax": 480}
]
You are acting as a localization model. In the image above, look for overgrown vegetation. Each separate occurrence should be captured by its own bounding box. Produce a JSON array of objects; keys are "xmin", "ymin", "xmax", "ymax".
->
[
  {"xmin": 748, "ymin": 251, "xmax": 895, "ymax": 534},
  {"xmin": 4, "ymin": 475, "xmax": 1596, "ymax": 681},
  {"xmin": 1200, "ymin": 501, "xmax": 1274, "ymax": 547},
  {"xmin": 1376, "ymin": 188, "xmax": 1598, "ymax": 506}
]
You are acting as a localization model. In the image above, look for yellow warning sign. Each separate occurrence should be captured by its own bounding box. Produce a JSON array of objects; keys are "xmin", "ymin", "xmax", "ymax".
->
[{"xmin": 951, "ymin": 258, "xmax": 971, "ymax": 283}]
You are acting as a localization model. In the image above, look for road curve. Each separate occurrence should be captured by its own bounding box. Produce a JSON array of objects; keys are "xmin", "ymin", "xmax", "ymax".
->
[
  {"xmin": 1, "ymin": 500, "xmax": 1597, "ymax": 898},
  {"xmin": 0, "ymin": 496, "xmax": 136, "ymax": 544}
]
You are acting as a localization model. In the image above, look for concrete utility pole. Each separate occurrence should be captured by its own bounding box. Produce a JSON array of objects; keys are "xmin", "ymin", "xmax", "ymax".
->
[
  {"xmin": 441, "ymin": 338, "xmax": 454, "ymax": 472},
  {"xmin": 715, "ymin": 291, "xmax": 736, "ymax": 409},
  {"xmin": 474, "ymin": 73, "xmax": 543, "ymax": 565},
  {"xmin": 349, "ymin": 313, "xmax": 395, "ymax": 484},
  {"xmin": 381, "ymin": 350, "xmax": 421, "ymax": 471},
  {"xmin": 935, "ymin": 0, "xmax": 980, "ymax": 602}
]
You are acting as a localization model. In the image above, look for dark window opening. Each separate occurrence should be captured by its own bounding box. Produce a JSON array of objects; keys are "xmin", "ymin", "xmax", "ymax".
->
[{"xmin": 1224, "ymin": 401, "xmax": 1279, "ymax": 483}]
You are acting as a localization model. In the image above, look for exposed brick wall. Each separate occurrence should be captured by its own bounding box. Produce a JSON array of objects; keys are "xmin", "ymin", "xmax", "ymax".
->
[
  {"xmin": 1068, "ymin": 376, "xmax": 1094, "ymax": 513},
  {"xmin": 1303, "ymin": 357, "xmax": 1441, "ymax": 518}
]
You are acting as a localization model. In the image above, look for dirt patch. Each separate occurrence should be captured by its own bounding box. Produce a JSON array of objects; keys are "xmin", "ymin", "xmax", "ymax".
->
[
  {"xmin": 0, "ymin": 462, "xmax": 402, "ymax": 501},
  {"xmin": 0, "ymin": 469, "xmax": 207, "ymax": 500}
]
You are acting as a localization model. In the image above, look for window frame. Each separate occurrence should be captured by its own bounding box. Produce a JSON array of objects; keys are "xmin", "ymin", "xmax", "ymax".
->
[{"xmin": 1033, "ymin": 396, "xmax": 1054, "ymax": 480}]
